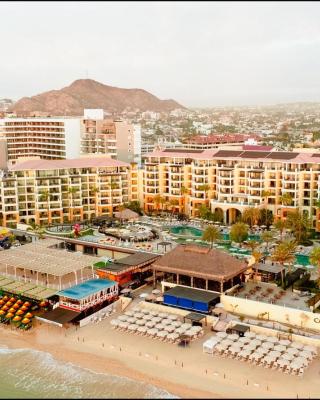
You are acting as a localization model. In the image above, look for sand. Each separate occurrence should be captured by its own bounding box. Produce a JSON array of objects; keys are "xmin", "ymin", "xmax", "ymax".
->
[{"xmin": 1, "ymin": 315, "xmax": 320, "ymax": 399}]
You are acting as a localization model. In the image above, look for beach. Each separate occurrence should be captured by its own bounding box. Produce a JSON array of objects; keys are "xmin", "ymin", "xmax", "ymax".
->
[{"xmin": 1, "ymin": 314, "xmax": 320, "ymax": 399}]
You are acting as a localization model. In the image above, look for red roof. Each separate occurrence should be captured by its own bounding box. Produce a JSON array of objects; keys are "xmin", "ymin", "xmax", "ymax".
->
[
  {"xmin": 9, "ymin": 157, "xmax": 130, "ymax": 171},
  {"xmin": 242, "ymin": 145, "xmax": 273, "ymax": 151},
  {"xmin": 187, "ymin": 133, "xmax": 261, "ymax": 145}
]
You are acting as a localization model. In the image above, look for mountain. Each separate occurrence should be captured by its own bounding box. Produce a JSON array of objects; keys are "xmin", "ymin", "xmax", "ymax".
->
[{"xmin": 9, "ymin": 79, "xmax": 185, "ymax": 116}]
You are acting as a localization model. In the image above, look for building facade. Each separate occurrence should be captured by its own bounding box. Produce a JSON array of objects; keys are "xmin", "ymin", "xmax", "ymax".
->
[
  {"xmin": 142, "ymin": 148, "xmax": 320, "ymax": 230},
  {"xmin": 0, "ymin": 156, "xmax": 137, "ymax": 227},
  {"xmin": 0, "ymin": 117, "xmax": 82, "ymax": 164}
]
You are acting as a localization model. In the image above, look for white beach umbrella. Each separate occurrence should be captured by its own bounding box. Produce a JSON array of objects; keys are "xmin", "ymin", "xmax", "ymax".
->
[
  {"xmin": 238, "ymin": 336, "xmax": 250, "ymax": 344},
  {"xmin": 286, "ymin": 347, "xmax": 299, "ymax": 355},
  {"xmin": 227, "ymin": 333, "xmax": 239, "ymax": 341},
  {"xmin": 269, "ymin": 350, "xmax": 281, "ymax": 358},
  {"xmin": 263, "ymin": 355, "xmax": 276, "ymax": 364},
  {"xmin": 118, "ymin": 315, "xmax": 128, "ymax": 321},
  {"xmin": 152, "ymin": 289, "xmax": 161, "ymax": 295},
  {"xmin": 136, "ymin": 319, "xmax": 146, "ymax": 326},
  {"xmin": 190, "ymin": 326, "xmax": 203, "ymax": 333},
  {"xmin": 290, "ymin": 342, "xmax": 304, "ymax": 350},
  {"xmin": 220, "ymin": 339, "xmax": 234, "ymax": 347},
  {"xmin": 184, "ymin": 330, "xmax": 196, "ymax": 337},
  {"xmin": 244, "ymin": 331, "xmax": 256, "ymax": 338},
  {"xmin": 137, "ymin": 326, "xmax": 148, "ymax": 333},
  {"xmin": 156, "ymin": 330, "xmax": 167, "ymax": 338},
  {"xmin": 142, "ymin": 314, "xmax": 152, "ymax": 321},
  {"xmin": 110, "ymin": 319, "xmax": 119, "ymax": 326},
  {"xmin": 146, "ymin": 321, "xmax": 155, "ymax": 328},
  {"xmin": 251, "ymin": 339, "xmax": 262, "ymax": 347},
  {"xmin": 245, "ymin": 343, "xmax": 258, "ymax": 351},
  {"xmin": 139, "ymin": 293, "xmax": 148, "ymax": 298},
  {"xmin": 134, "ymin": 312, "xmax": 144, "ymax": 319},
  {"xmin": 279, "ymin": 339, "xmax": 291, "ymax": 346},
  {"xmin": 172, "ymin": 320, "xmax": 182, "ymax": 327},
  {"xmin": 149, "ymin": 310, "xmax": 158, "ymax": 316},
  {"xmin": 300, "ymin": 350, "xmax": 313, "ymax": 359},
  {"xmin": 256, "ymin": 347, "xmax": 268, "ymax": 355},
  {"xmin": 124, "ymin": 311, "xmax": 134, "ymax": 317},
  {"xmin": 141, "ymin": 309, "xmax": 150, "ymax": 315},
  {"xmin": 216, "ymin": 343, "xmax": 228, "ymax": 351},
  {"xmin": 161, "ymin": 318, "xmax": 172, "ymax": 325},
  {"xmin": 294, "ymin": 356, "xmax": 308, "ymax": 366},
  {"xmin": 164, "ymin": 325, "xmax": 175, "ymax": 333},
  {"xmin": 127, "ymin": 317, "xmax": 137, "ymax": 324},
  {"xmin": 256, "ymin": 334, "xmax": 268, "ymax": 341},
  {"xmin": 159, "ymin": 312, "xmax": 169, "ymax": 318},
  {"xmin": 168, "ymin": 314, "xmax": 178, "ymax": 321},
  {"xmin": 290, "ymin": 361, "xmax": 304, "ymax": 370},
  {"xmin": 118, "ymin": 321, "xmax": 129, "ymax": 329},
  {"xmin": 167, "ymin": 333, "xmax": 179, "ymax": 341},
  {"xmin": 266, "ymin": 336, "xmax": 278, "ymax": 343},
  {"xmin": 147, "ymin": 328, "xmax": 158, "ymax": 336},
  {"xmin": 281, "ymin": 353, "xmax": 294, "ymax": 361},
  {"xmin": 216, "ymin": 331, "xmax": 228, "ymax": 338},
  {"xmin": 229, "ymin": 347, "xmax": 239, "ymax": 355},
  {"xmin": 128, "ymin": 323, "xmax": 138, "ymax": 331},
  {"xmin": 262, "ymin": 342, "xmax": 274, "ymax": 350},
  {"xmin": 239, "ymin": 349, "xmax": 252, "ymax": 358},
  {"xmin": 151, "ymin": 316, "xmax": 162, "ymax": 323},
  {"xmin": 155, "ymin": 323, "xmax": 165, "ymax": 330},
  {"xmin": 303, "ymin": 345, "xmax": 317, "ymax": 354},
  {"xmin": 181, "ymin": 323, "xmax": 192, "ymax": 329},
  {"xmin": 175, "ymin": 327, "xmax": 187, "ymax": 335},
  {"xmin": 249, "ymin": 352, "xmax": 262, "ymax": 361},
  {"xmin": 277, "ymin": 358, "xmax": 290, "ymax": 367},
  {"xmin": 274, "ymin": 345, "xmax": 286, "ymax": 353}
]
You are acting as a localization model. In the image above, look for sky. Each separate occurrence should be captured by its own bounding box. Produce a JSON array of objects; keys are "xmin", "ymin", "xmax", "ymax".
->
[{"xmin": 1, "ymin": 1, "xmax": 320, "ymax": 107}]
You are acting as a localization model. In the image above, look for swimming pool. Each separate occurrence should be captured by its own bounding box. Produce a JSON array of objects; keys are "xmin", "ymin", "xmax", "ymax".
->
[{"xmin": 170, "ymin": 226, "xmax": 203, "ymax": 238}]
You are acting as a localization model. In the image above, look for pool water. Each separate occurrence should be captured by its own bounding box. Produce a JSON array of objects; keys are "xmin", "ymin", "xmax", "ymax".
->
[
  {"xmin": 294, "ymin": 254, "xmax": 310, "ymax": 266},
  {"xmin": 170, "ymin": 226, "xmax": 203, "ymax": 238},
  {"xmin": 221, "ymin": 233, "xmax": 261, "ymax": 242}
]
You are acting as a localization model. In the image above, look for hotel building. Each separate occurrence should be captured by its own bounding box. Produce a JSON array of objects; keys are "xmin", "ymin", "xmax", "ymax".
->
[
  {"xmin": 0, "ymin": 156, "xmax": 137, "ymax": 227},
  {"xmin": 81, "ymin": 109, "xmax": 141, "ymax": 165},
  {"xmin": 0, "ymin": 117, "xmax": 82, "ymax": 164},
  {"xmin": 143, "ymin": 148, "xmax": 320, "ymax": 230}
]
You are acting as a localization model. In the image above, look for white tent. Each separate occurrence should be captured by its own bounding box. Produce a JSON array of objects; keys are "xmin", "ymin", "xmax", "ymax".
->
[{"xmin": 203, "ymin": 338, "xmax": 220, "ymax": 354}]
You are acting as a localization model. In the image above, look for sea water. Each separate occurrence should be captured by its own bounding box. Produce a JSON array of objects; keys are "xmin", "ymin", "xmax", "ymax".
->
[{"xmin": 0, "ymin": 347, "xmax": 178, "ymax": 398}]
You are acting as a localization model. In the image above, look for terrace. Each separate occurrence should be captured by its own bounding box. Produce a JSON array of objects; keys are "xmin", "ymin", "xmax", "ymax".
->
[{"xmin": 228, "ymin": 281, "xmax": 311, "ymax": 312}]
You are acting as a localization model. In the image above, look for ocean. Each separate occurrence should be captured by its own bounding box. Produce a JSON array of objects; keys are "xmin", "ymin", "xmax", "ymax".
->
[{"xmin": 0, "ymin": 347, "xmax": 178, "ymax": 399}]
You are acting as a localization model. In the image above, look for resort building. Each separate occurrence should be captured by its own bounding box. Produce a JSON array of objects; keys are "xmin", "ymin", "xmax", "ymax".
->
[
  {"xmin": 142, "ymin": 148, "xmax": 320, "ymax": 230},
  {"xmin": 152, "ymin": 244, "xmax": 248, "ymax": 293},
  {"xmin": 81, "ymin": 109, "xmax": 141, "ymax": 165},
  {"xmin": 183, "ymin": 133, "xmax": 262, "ymax": 149},
  {"xmin": 58, "ymin": 279, "xmax": 118, "ymax": 312},
  {"xmin": 0, "ymin": 156, "xmax": 136, "ymax": 227},
  {"xmin": 0, "ymin": 116, "xmax": 82, "ymax": 164}
]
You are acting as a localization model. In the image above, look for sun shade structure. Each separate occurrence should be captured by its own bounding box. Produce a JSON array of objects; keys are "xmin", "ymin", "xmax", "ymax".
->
[
  {"xmin": 0, "ymin": 239, "xmax": 96, "ymax": 289},
  {"xmin": 153, "ymin": 245, "xmax": 248, "ymax": 292},
  {"xmin": 114, "ymin": 208, "xmax": 139, "ymax": 221},
  {"xmin": 36, "ymin": 307, "xmax": 80, "ymax": 328},
  {"xmin": 0, "ymin": 276, "xmax": 57, "ymax": 300}
]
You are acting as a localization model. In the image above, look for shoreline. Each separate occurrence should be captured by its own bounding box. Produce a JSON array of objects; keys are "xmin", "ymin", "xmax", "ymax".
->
[{"xmin": 0, "ymin": 326, "xmax": 218, "ymax": 399}]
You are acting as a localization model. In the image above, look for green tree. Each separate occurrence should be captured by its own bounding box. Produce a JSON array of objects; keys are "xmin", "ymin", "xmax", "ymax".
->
[
  {"xmin": 108, "ymin": 178, "xmax": 119, "ymax": 218},
  {"xmin": 68, "ymin": 187, "xmax": 78, "ymax": 222},
  {"xmin": 272, "ymin": 240, "xmax": 297, "ymax": 281},
  {"xmin": 202, "ymin": 225, "xmax": 221, "ymax": 248},
  {"xmin": 279, "ymin": 193, "xmax": 293, "ymax": 207},
  {"xmin": 39, "ymin": 189, "xmax": 52, "ymax": 226},
  {"xmin": 242, "ymin": 207, "xmax": 260, "ymax": 228},
  {"xmin": 246, "ymin": 240, "xmax": 260, "ymax": 253},
  {"xmin": 252, "ymin": 249, "xmax": 263, "ymax": 281},
  {"xmin": 180, "ymin": 185, "xmax": 189, "ymax": 215},
  {"xmin": 261, "ymin": 231, "xmax": 274, "ymax": 251},
  {"xmin": 27, "ymin": 224, "xmax": 45, "ymax": 239},
  {"xmin": 230, "ymin": 222, "xmax": 249, "ymax": 243},
  {"xmin": 286, "ymin": 210, "xmax": 311, "ymax": 244},
  {"xmin": 198, "ymin": 184, "xmax": 211, "ymax": 203},
  {"xmin": 274, "ymin": 219, "xmax": 286, "ymax": 240},
  {"xmin": 258, "ymin": 208, "xmax": 274, "ymax": 227},
  {"xmin": 123, "ymin": 201, "xmax": 143, "ymax": 215},
  {"xmin": 261, "ymin": 190, "xmax": 272, "ymax": 207},
  {"xmin": 198, "ymin": 204, "xmax": 212, "ymax": 220},
  {"xmin": 309, "ymin": 246, "xmax": 320, "ymax": 287}
]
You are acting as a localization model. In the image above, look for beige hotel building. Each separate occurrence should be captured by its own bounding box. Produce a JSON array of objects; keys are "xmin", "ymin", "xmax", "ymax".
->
[
  {"xmin": 0, "ymin": 156, "xmax": 138, "ymax": 227},
  {"xmin": 143, "ymin": 148, "xmax": 320, "ymax": 231}
]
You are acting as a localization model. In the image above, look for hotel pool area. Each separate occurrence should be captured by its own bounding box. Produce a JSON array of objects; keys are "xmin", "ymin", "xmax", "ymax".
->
[{"xmin": 170, "ymin": 226, "xmax": 203, "ymax": 238}]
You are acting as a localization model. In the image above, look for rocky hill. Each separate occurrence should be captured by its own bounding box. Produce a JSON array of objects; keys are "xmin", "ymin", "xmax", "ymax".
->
[{"xmin": 9, "ymin": 79, "xmax": 185, "ymax": 116}]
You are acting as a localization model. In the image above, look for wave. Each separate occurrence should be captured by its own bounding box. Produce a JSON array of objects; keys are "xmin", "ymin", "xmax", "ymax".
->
[{"xmin": 0, "ymin": 348, "xmax": 178, "ymax": 399}]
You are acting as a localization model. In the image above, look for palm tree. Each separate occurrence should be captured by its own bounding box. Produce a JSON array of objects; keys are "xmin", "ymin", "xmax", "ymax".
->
[
  {"xmin": 246, "ymin": 240, "xmax": 259, "ymax": 253},
  {"xmin": 261, "ymin": 231, "xmax": 274, "ymax": 251},
  {"xmin": 27, "ymin": 224, "xmax": 45, "ymax": 239},
  {"xmin": 242, "ymin": 207, "xmax": 260, "ymax": 228},
  {"xmin": 286, "ymin": 209, "xmax": 311, "ymax": 244},
  {"xmin": 309, "ymin": 246, "xmax": 320, "ymax": 287},
  {"xmin": 198, "ymin": 183, "xmax": 210, "ymax": 204},
  {"xmin": 271, "ymin": 240, "xmax": 297, "ymax": 285},
  {"xmin": 274, "ymin": 219, "xmax": 286, "ymax": 240},
  {"xmin": 279, "ymin": 193, "xmax": 293, "ymax": 207},
  {"xmin": 153, "ymin": 194, "xmax": 162, "ymax": 214},
  {"xmin": 39, "ymin": 189, "xmax": 52, "ymax": 226},
  {"xmin": 229, "ymin": 222, "xmax": 249, "ymax": 243},
  {"xmin": 91, "ymin": 186, "xmax": 100, "ymax": 218},
  {"xmin": 180, "ymin": 185, "xmax": 189, "ymax": 215},
  {"xmin": 168, "ymin": 199, "xmax": 179, "ymax": 216},
  {"xmin": 261, "ymin": 190, "xmax": 272, "ymax": 207},
  {"xmin": 202, "ymin": 225, "xmax": 221, "ymax": 248},
  {"xmin": 252, "ymin": 249, "xmax": 263, "ymax": 281},
  {"xmin": 108, "ymin": 178, "xmax": 118, "ymax": 218},
  {"xmin": 68, "ymin": 187, "xmax": 78, "ymax": 222}
]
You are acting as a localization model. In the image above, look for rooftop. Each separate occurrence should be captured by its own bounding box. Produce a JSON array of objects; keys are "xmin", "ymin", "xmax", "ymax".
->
[
  {"xmin": 164, "ymin": 285, "xmax": 220, "ymax": 303},
  {"xmin": 9, "ymin": 156, "xmax": 129, "ymax": 171},
  {"xmin": 153, "ymin": 245, "xmax": 248, "ymax": 282},
  {"xmin": 58, "ymin": 279, "xmax": 116, "ymax": 300},
  {"xmin": 0, "ymin": 239, "xmax": 95, "ymax": 277}
]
